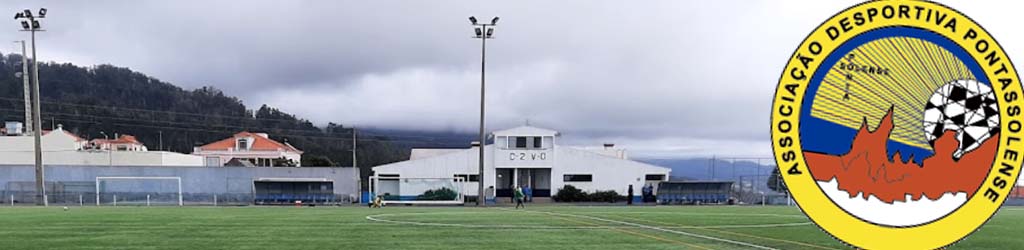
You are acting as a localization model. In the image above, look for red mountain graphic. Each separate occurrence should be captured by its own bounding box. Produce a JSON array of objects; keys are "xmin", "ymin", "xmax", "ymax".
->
[{"xmin": 805, "ymin": 108, "xmax": 996, "ymax": 203}]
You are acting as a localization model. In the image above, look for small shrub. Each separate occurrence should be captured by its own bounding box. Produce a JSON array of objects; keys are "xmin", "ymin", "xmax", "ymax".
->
[
  {"xmin": 589, "ymin": 190, "xmax": 626, "ymax": 203},
  {"xmin": 417, "ymin": 187, "xmax": 458, "ymax": 201},
  {"xmin": 553, "ymin": 185, "xmax": 588, "ymax": 202},
  {"xmin": 553, "ymin": 185, "xmax": 626, "ymax": 203}
]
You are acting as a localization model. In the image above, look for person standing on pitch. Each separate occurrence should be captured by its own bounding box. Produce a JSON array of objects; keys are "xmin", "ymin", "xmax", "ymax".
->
[
  {"xmin": 514, "ymin": 186, "xmax": 525, "ymax": 209},
  {"xmin": 627, "ymin": 184, "xmax": 634, "ymax": 205},
  {"xmin": 509, "ymin": 185, "xmax": 515, "ymax": 203},
  {"xmin": 523, "ymin": 185, "xmax": 532, "ymax": 203}
]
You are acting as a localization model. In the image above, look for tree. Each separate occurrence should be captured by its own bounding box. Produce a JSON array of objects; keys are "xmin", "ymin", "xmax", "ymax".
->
[
  {"xmin": 767, "ymin": 168, "xmax": 788, "ymax": 193},
  {"xmin": 0, "ymin": 53, "xmax": 443, "ymax": 188},
  {"xmin": 272, "ymin": 157, "xmax": 298, "ymax": 167},
  {"xmin": 302, "ymin": 155, "xmax": 336, "ymax": 167}
]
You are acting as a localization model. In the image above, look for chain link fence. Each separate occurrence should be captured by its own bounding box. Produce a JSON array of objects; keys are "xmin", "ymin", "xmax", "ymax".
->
[
  {"xmin": 2, "ymin": 185, "xmax": 355, "ymax": 207},
  {"xmin": 0, "ymin": 165, "xmax": 360, "ymax": 206}
]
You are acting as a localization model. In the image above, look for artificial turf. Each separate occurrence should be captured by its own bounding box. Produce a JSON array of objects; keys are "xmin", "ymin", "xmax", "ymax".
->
[{"xmin": 1, "ymin": 205, "xmax": 1021, "ymax": 249}]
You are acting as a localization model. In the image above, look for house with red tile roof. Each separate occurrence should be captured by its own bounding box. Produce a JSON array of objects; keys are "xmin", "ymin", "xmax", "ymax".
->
[
  {"xmin": 192, "ymin": 132, "xmax": 303, "ymax": 167},
  {"xmin": 91, "ymin": 134, "xmax": 147, "ymax": 152}
]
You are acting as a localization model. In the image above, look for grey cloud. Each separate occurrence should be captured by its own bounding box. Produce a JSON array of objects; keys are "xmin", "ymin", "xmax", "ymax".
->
[{"xmin": 2, "ymin": 0, "xmax": 1021, "ymax": 158}]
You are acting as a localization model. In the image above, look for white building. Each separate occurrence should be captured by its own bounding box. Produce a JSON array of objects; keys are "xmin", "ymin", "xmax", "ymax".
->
[
  {"xmin": 0, "ymin": 126, "xmax": 204, "ymax": 166},
  {"xmin": 91, "ymin": 134, "xmax": 148, "ymax": 152},
  {"xmin": 371, "ymin": 125, "xmax": 671, "ymax": 201},
  {"xmin": 192, "ymin": 132, "xmax": 303, "ymax": 167}
]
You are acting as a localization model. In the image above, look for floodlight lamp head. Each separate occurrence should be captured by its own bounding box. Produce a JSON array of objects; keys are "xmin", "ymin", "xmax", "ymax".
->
[
  {"xmin": 486, "ymin": 27, "xmax": 494, "ymax": 37},
  {"xmin": 468, "ymin": 16, "xmax": 478, "ymax": 25},
  {"xmin": 20, "ymin": 21, "xmax": 29, "ymax": 29},
  {"xmin": 38, "ymin": 8, "xmax": 46, "ymax": 18},
  {"xmin": 474, "ymin": 27, "xmax": 482, "ymax": 37},
  {"xmin": 22, "ymin": 9, "xmax": 32, "ymax": 19},
  {"xmin": 491, "ymin": 17, "xmax": 499, "ymax": 25},
  {"xmin": 31, "ymin": 20, "xmax": 40, "ymax": 29}
]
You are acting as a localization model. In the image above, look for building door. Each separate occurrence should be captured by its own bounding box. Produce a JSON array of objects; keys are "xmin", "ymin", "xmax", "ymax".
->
[
  {"xmin": 495, "ymin": 169, "xmax": 514, "ymax": 197},
  {"xmin": 515, "ymin": 168, "xmax": 551, "ymax": 197}
]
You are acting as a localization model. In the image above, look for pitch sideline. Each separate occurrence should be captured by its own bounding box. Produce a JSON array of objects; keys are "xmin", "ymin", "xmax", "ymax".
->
[
  {"xmin": 516, "ymin": 209, "xmax": 777, "ymax": 250},
  {"xmin": 364, "ymin": 210, "xmax": 811, "ymax": 230}
]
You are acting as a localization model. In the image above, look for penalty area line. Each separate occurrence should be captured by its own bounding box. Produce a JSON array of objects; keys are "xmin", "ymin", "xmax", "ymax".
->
[
  {"xmin": 530, "ymin": 209, "xmax": 713, "ymax": 250},
  {"xmin": 522, "ymin": 209, "xmax": 778, "ymax": 250},
  {"xmin": 600, "ymin": 213, "xmax": 836, "ymax": 250}
]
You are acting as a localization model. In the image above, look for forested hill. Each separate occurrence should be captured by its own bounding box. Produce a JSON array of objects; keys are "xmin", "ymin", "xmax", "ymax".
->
[{"xmin": 0, "ymin": 52, "xmax": 470, "ymax": 174}]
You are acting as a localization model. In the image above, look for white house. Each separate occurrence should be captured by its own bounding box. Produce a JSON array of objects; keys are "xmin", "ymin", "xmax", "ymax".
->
[
  {"xmin": 0, "ymin": 125, "xmax": 203, "ymax": 166},
  {"xmin": 371, "ymin": 125, "xmax": 671, "ymax": 201},
  {"xmin": 91, "ymin": 134, "xmax": 148, "ymax": 152},
  {"xmin": 192, "ymin": 132, "xmax": 303, "ymax": 167},
  {"xmin": 0, "ymin": 125, "xmax": 89, "ymax": 153}
]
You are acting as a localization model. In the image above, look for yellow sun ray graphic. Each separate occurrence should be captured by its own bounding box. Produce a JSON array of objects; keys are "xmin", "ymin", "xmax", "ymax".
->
[{"xmin": 809, "ymin": 36, "xmax": 975, "ymax": 150}]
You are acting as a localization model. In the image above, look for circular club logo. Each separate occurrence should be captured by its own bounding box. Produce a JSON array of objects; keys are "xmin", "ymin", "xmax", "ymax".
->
[{"xmin": 771, "ymin": 1, "xmax": 1023, "ymax": 248}]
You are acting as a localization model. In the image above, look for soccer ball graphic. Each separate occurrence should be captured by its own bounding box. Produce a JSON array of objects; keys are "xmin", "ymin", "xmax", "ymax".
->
[
  {"xmin": 922, "ymin": 79, "xmax": 1000, "ymax": 158},
  {"xmin": 63, "ymin": 206, "xmax": 69, "ymax": 211}
]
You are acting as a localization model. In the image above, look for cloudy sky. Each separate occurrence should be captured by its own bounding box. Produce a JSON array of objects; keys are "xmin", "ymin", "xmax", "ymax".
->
[{"xmin": 1, "ymin": 1, "xmax": 1021, "ymax": 159}]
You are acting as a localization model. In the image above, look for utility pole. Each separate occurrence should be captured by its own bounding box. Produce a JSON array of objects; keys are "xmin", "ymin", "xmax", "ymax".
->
[
  {"xmin": 469, "ymin": 16, "xmax": 498, "ymax": 206},
  {"xmin": 351, "ymin": 128, "xmax": 357, "ymax": 168},
  {"xmin": 15, "ymin": 8, "xmax": 47, "ymax": 206},
  {"xmin": 101, "ymin": 131, "xmax": 111, "ymax": 166},
  {"xmin": 158, "ymin": 131, "xmax": 163, "ymax": 151},
  {"xmin": 14, "ymin": 40, "xmax": 31, "ymax": 135}
]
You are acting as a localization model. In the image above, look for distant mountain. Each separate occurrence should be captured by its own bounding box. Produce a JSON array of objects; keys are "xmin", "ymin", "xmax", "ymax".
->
[
  {"xmin": 0, "ymin": 52, "xmax": 473, "ymax": 187},
  {"xmin": 638, "ymin": 157, "xmax": 777, "ymax": 191},
  {"xmin": 359, "ymin": 128, "xmax": 476, "ymax": 149}
]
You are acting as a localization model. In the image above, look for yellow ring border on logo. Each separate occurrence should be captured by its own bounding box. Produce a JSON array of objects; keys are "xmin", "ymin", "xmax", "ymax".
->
[{"xmin": 771, "ymin": 0, "xmax": 1023, "ymax": 249}]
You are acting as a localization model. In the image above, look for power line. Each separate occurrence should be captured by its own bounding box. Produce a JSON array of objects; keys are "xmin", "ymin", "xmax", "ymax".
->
[
  {"xmin": 0, "ymin": 96, "xmax": 313, "ymax": 124},
  {"xmin": 0, "ymin": 107, "xmax": 350, "ymax": 137},
  {"xmin": 1, "ymin": 108, "xmax": 471, "ymax": 146},
  {"xmin": 0, "ymin": 97, "xmax": 472, "ymax": 141}
]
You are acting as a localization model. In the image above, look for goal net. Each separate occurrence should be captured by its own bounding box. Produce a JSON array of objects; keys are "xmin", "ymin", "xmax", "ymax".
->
[
  {"xmin": 96, "ymin": 177, "xmax": 182, "ymax": 206},
  {"xmin": 370, "ymin": 177, "xmax": 465, "ymax": 205}
]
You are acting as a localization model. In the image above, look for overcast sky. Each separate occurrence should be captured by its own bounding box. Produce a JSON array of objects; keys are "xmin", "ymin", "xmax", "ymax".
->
[{"xmin": 0, "ymin": 1, "xmax": 1021, "ymax": 159}]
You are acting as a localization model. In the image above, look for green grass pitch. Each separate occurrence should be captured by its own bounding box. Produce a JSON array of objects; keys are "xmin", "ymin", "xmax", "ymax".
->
[{"xmin": 1, "ymin": 205, "xmax": 1022, "ymax": 249}]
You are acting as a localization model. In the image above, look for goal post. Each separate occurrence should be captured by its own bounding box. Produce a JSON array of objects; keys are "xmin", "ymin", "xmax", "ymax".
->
[
  {"xmin": 369, "ymin": 176, "xmax": 465, "ymax": 205},
  {"xmin": 95, "ymin": 177, "xmax": 183, "ymax": 206}
]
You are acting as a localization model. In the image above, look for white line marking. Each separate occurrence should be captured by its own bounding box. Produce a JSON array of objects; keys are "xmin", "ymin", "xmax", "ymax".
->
[
  {"xmin": 522, "ymin": 209, "xmax": 778, "ymax": 250},
  {"xmin": 365, "ymin": 211, "xmax": 811, "ymax": 230},
  {"xmin": 577, "ymin": 211, "xmax": 808, "ymax": 218}
]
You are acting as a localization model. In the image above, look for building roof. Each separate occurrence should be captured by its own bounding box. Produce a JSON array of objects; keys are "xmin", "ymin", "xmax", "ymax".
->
[
  {"xmin": 492, "ymin": 126, "xmax": 559, "ymax": 137},
  {"xmin": 410, "ymin": 148, "xmax": 466, "ymax": 160},
  {"xmin": 374, "ymin": 145, "xmax": 670, "ymax": 175},
  {"xmin": 199, "ymin": 132, "xmax": 302, "ymax": 153},
  {"xmin": 42, "ymin": 129, "xmax": 87, "ymax": 142},
  {"xmin": 91, "ymin": 135, "xmax": 143, "ymax": 145}
]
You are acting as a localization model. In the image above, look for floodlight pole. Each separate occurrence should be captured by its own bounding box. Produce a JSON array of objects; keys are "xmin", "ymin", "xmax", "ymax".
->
[
  {"xmin": 31, "ymin": 22, "xmax": 43, "ymax": 206},
  {"xmin": 470, "ymin": 16, "xmax": 498, "ymax": 206},
  {"xmin": 16, "ymin": 8, "xmax": 47, "ymax": 206},
  {"xmin": 15, "ymin": 40, "xmax": 31, "ymax": 135}
]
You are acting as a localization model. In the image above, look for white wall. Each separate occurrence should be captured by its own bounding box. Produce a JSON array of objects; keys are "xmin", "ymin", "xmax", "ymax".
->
[
  {"xmin": 0, "ymin": 150, "xmax": 205, "ymax": 166},
  {"xmin": 0, "ymin": 130, "xmax": 83, "ymax": 152},
  {"xmin": 373, "ymin": 146, "xmax": 495, "ymax": 196},
  {"xmin": 372, "ymin": 144, "xmax": 671, "ymax": 197},
  {"xmin": 550, "ymin": 147, "xmax": 670, "ymax": 196},
  {"xmin": 192, "ymin": 149, "xmax": 302, "ymax": 166}
]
